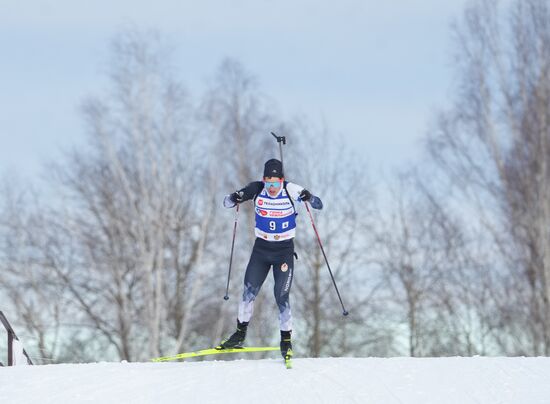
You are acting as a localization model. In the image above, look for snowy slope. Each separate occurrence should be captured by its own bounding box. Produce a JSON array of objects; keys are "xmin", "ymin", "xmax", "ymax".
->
[{"xmin": 1, "ymin": 357, "xmax": 550, "ymax": 404}]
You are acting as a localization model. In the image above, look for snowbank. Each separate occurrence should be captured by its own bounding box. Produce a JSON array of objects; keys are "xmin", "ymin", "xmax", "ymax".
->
[{"xmin": 1, "ymin": 357, "xmax": 549, "ymax": 403}]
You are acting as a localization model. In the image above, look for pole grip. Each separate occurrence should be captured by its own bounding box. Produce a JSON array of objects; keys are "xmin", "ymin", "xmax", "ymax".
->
[{"xmin": 271, "ymin": 132, "xmax": 286, "ymax": 145}]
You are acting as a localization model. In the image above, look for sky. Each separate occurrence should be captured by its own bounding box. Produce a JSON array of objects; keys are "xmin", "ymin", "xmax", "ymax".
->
[{"xmin": 1, "ymin": 0, "xmax": 470, "ymax": 181}]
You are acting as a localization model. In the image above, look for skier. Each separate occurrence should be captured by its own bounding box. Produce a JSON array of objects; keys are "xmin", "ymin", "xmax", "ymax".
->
[{"xmin": 218, "ymin": 158, "xmax": 323, "ymax": 360}]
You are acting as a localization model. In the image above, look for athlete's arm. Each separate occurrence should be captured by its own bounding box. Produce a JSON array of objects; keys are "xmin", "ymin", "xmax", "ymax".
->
[
  {"xmin": 286, "ymin": 182, "xmax": 323, "ymax": 210},
  {"xmin": 223, "ymin": 181, "xmax": 264, "ymax": 208}
]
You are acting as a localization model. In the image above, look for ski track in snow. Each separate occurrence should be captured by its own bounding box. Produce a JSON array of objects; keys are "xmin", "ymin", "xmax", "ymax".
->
[{"xmin": 1, "ymin": 357, "xmax": 550, "ymax": 404}]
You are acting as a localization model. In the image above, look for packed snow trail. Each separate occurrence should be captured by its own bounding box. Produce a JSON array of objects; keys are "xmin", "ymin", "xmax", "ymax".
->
[{"xmin": 1, "ymin": 357, "xmax": 550, "ymax": 404}]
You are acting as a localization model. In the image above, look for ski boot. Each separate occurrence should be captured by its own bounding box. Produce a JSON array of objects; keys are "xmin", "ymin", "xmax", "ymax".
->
[
  {"xmin": 280, "ymin": 330, "xmax": 293, "ymax": 369},
  {"xmin": 216, "ymin": 320, "xmax": 248, "ymax": 350}
]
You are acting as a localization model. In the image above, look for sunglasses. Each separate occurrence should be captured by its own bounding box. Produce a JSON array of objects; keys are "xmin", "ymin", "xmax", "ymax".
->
[{"xmin": 264, "ymin": 180, "xmax": 282, "ymax": 188}]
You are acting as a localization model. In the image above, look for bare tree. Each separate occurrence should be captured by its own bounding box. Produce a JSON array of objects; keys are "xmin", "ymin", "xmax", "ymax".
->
[
  {"xmin": 282, "ymin": 125, "xmax": 384, "ymax": 357},
  {"xmin": 374, "ymin": 170, "xmax": 492, "ymax": 356},
  {"xmin": 1, "ymin": 32, "xmax": 396, "ymax": 362},
  {"xmin": 0, "ymin": 177, "xmax": 66, "ymax": 364},
  {"xmin": 44, "ymin": 30, "xmax": 221, "ymax": 361},
  {"xmin": 375, "ymin": 173, "xmax": 441, "ymax": 356},
  {"xmin": 426, "ymin": 0, "xmax": 550, "ymax": 354}
]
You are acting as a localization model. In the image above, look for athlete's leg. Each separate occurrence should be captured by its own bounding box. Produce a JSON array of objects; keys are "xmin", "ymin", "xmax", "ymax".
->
[
  {"xmin": 272, "ymin": 249, "xmax": 294, "ymax": 332},
  {"xmin": 238, "ymin": 246, "xmax": 271, "ymax": 323}
]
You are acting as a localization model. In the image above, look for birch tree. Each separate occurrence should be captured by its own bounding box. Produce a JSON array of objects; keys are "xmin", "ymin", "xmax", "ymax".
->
[
  {"xmin": 48, "ymin": 31, "xmax": 220, "ymax": 360},
  {"xmin": 427, "ymin": 0, "xmax": 550, "ymax": 354}
]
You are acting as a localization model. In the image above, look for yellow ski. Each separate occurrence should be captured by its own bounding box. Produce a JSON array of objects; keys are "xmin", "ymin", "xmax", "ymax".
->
[{"xmin": 151, "ymin": 346, "xmax": 279, "ymax": 362}]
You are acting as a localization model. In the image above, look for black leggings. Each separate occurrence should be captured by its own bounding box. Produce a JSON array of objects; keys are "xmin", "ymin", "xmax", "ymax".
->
[{"xmin": 238, "ymin": 238, "xmax": 294, "ymax": 331}]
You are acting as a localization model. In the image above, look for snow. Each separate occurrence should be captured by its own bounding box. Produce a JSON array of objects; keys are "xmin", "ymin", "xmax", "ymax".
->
[{"xmin": 1, "ymin": 357, "xmax": 550, "ymax": 403}]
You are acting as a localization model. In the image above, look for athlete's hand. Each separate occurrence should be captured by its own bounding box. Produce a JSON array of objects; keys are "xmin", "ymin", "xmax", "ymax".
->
[
  {"xmin": 230, "ymin": 191, "xmax": 245, "ymax": 203},
  {"xmin": 299, "ymin": 189, "xmax": 312, "ymax": 202}
]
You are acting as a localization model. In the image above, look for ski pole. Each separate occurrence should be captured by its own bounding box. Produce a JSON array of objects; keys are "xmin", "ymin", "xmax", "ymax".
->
[
  {"xmin": 224, "ymin": 203, "xmax": 240, "ymax": 300},
  {"xmin": 271, "ymin": 132, "xmax": 286, "ymax": 168},
  {"xmin": 304, "ymin": 201, "xmax": 349, "ymax": 316}
]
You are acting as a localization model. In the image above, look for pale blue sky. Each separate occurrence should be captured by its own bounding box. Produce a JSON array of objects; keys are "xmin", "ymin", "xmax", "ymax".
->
[{"xmin": 1, "ymin": 0, "xmax": 469, "ymax": 180}]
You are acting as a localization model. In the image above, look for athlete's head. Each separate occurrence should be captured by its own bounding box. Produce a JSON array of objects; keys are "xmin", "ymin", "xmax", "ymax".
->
[
  {"xmin": 263, "ymin": 159, "xmax": 284, "ymax": 197},
  {"xmin": 263, "ymin": 159, "xmax": 283, "ymax": 178}
]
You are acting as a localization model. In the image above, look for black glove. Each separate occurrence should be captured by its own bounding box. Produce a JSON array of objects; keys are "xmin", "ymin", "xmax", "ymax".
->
[
  {"xmin": 229, "ymin": 191, "xmax": 244, "ymax": 203},
  {"xmin": 299, "ymin": 189, "xmax": 312, "ymax": 202}
]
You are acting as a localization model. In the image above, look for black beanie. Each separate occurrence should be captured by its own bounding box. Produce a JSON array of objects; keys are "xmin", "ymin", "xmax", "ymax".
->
[{"xmin": 263, "ymin": 159, "xmax": 284, "ymax": 178}]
